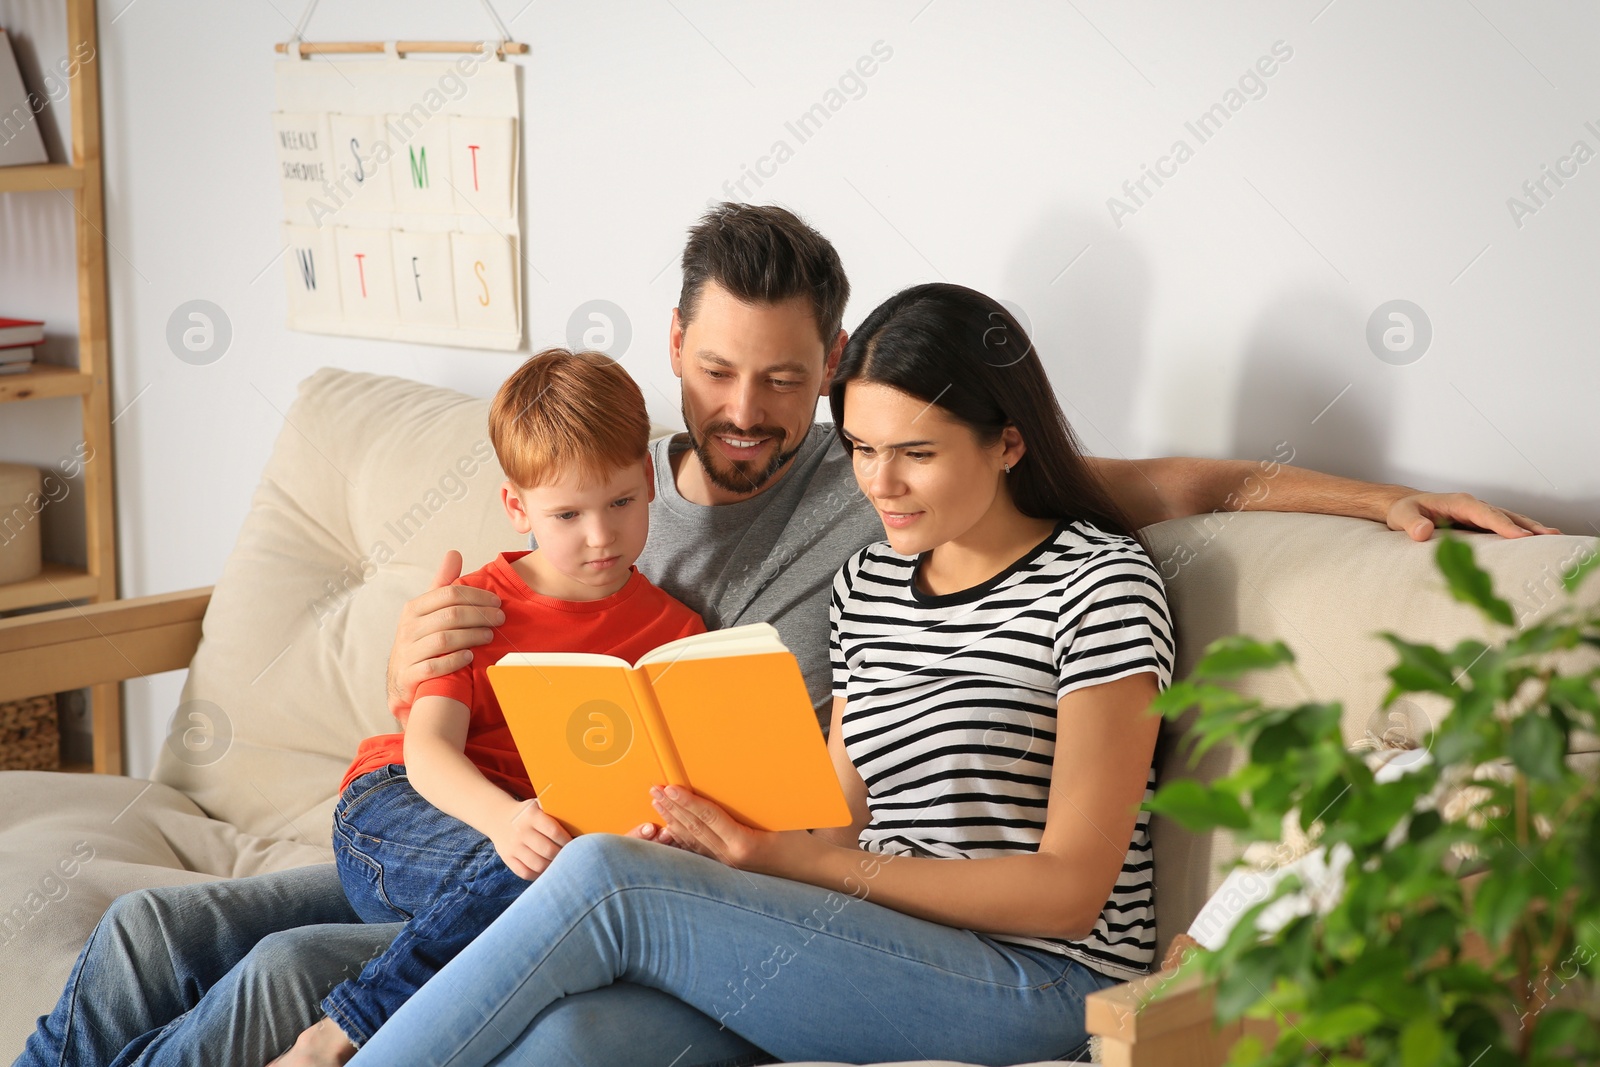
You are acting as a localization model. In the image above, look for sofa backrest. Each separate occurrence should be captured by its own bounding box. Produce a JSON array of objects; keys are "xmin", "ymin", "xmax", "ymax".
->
[
  {"xmin": 154, "ymin": 367, "xmax": 1600, "ymax": 958},
  {"xmin": 155, "ymin": 370, "xmax": 524, "ymax": 843},
  {"xmin": 1141, "ymin": 511, "xmax": 1599, "ymax": 952}
]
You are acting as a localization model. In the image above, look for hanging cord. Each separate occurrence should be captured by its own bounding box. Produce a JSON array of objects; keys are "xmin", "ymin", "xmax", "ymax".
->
[
  {"xmin": 288, "ymin": 0, "xmax": 320, "ymax": 45},
  {"xmin": 285, "ymin": 0, "xmax": 512, "ymax": 50},
  {"xmin": 477, "ymin": 0, "xmax": 513, "ymax": 43}
]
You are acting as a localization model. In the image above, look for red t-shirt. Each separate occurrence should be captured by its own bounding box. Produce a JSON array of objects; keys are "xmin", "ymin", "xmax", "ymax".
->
[{"xmin": 339, "ymin": 551, "xmax": 706, "ymax": 799}]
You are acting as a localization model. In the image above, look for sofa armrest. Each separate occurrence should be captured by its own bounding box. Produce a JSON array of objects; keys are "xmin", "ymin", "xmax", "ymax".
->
[
  {"xmin": 1086, "ymin": 965, "xmax": 1275, "ymax": 1067},
  {"xmin": 0, "ymin": 587, "xmax": 212, "ymax": 702}
]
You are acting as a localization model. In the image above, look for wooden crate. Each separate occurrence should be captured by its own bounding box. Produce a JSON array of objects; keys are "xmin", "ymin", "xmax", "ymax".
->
[{"xmin": 0, "ymin": 693, "xmax": 59, "ymax": 771}]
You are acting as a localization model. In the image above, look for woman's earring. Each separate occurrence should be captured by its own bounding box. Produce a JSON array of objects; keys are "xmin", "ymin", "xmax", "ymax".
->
[{"xmin": 1002, "ymin": 463, "xmax": 1011, "ymax": 474}]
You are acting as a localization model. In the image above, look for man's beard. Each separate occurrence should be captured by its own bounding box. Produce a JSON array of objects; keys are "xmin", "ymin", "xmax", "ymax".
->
[{"xmin": 681, "ymin": 400, "xmax": 804, "ymax": 495}]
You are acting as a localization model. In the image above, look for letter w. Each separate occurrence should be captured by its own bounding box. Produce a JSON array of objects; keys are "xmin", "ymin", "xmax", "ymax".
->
[{"xmin": 295, "ymin": 248, "xmax": 317, "ymax": 290}]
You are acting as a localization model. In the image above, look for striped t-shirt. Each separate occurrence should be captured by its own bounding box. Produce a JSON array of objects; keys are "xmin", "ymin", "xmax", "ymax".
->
[{"xmin": 828, "ymin": 518, "xmax": 1175, "ymax": 981}]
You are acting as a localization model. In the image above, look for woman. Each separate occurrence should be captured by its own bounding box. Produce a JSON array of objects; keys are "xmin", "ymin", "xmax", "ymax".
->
[{"xmin": 347, "ymin": 282, "xmax": 1175, "ymax": 1065}]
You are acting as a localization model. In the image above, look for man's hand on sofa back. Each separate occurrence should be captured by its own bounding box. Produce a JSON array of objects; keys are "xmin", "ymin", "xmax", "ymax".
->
[
  {"xmin": 386, "ymin": 550, "xmax": 505, "ymax": 719},
  {"xmin": 1385, "ymin": 490, "xmax": 1559, "ymax": 542}
]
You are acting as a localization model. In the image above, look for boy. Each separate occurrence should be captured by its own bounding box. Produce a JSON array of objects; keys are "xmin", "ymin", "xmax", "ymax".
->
[{"xmin": 306, "ymin": 348, "xmax": 706, "ymax": 1059}]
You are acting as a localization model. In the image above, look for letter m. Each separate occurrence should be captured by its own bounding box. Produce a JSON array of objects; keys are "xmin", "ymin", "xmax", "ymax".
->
[{"xmin": 408, "ymin": 145, "xmax": 428, "ymax": 188}]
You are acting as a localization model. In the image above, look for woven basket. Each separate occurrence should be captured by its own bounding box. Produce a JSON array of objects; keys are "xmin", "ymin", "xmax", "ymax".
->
[{"xmin": 0, "ymin": 694, "xmax": 60, "ymax": 772}]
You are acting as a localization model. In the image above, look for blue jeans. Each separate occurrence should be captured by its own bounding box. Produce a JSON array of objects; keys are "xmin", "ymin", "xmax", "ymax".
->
[
  {"xmin": 326, "ymin": 764, "xmax": 537, "ymax": 1045},
  {"xmin": 351, "ymin": 833, "xmax": 1120, "ymax": 1066},
  {"xmin": 13, "ymin": 862, "xmax": 776, "ymax": 1066},
  {"xmin": 12, "ymin": 864, "xmax": 400, "ymax": 1067}
]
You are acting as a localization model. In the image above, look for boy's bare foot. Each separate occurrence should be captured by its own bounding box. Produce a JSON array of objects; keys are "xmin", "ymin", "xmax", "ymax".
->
[{"xmin": 266, "ymin": 1017, "xmax": 357, "ymax": 1066}]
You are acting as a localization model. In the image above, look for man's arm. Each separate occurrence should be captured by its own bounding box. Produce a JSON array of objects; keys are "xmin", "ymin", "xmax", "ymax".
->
[{"xmin": 1089, "ymin": 454, "xmax": 1560, "ymax": 541}]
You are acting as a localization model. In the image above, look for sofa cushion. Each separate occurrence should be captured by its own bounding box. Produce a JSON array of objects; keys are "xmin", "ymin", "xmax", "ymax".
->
[
  {"xmin": 151, "ymin": 369, "xmax": 524, "ymax": 845},
  {"xmin": 0, "ymin": 771, "xmax": 329, "ymax": 1046}
]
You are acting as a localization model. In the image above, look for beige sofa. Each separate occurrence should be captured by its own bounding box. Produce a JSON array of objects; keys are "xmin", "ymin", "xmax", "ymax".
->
[{"xmin": 2, "ymin": 367, "xmax": 1595, "ymax": 1066}]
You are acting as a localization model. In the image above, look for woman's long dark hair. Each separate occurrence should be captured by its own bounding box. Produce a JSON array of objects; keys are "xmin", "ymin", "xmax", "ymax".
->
[{"xmin": 828, "ymin": 282, "xmax": 1148, "ymax": 554}]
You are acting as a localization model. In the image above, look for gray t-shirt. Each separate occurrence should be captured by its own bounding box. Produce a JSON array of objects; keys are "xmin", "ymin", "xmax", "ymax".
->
[{"xmin": 636, "ymin": 422, "xmax": 884, "ymax": 726}]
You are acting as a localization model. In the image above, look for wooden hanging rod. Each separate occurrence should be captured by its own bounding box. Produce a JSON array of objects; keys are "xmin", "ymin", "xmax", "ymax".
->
[{"xmin": 275, "ymin": 40, "xmax": 528, "ymax": 56}]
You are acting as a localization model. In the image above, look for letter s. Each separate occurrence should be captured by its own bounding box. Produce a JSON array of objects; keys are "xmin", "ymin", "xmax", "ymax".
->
[{"xmin": 348, "ymin": 138, "xmax": 366, "ymax": 183}]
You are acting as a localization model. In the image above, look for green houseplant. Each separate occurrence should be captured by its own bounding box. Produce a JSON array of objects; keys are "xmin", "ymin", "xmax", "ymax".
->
[{"xmin": 1145, "ymin": 534, "xmax": 1600, "ymax": 1066}]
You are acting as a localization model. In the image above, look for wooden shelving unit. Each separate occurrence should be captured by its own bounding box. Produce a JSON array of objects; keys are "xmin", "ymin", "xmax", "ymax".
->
[
  {"xmin": 0, "ymin": 161, "xmax": 84, "ymax": 193},
  {"xmin": 1, "ymin": 0, "xmax": 122, "ymax": 774}
]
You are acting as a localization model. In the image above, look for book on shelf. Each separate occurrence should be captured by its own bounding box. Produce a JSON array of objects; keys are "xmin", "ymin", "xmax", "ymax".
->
[
  {"xmin": 0, "ymin": 30, "xmax": 48, "ymax": 168},
  {"xmin": 487, "ymin": 621, "xmax": 852, "ymax": 837},
  {"xmin": 0, "ymin": 346, "xmax": 35, "ymax": 363},
  {"xmin": 0, "ymin": 319, "xmax": 45, "ymax": 347}
]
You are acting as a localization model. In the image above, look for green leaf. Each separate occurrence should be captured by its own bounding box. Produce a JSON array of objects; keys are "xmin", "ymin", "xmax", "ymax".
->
[
  {"xmin": 1431, "ymin": 721, "xmax": 1487, "ymax": 765},
  {"xmin": 1407, "ymin": 808, "xmax": 1442, "ymax": 843},
  {"xmin": 1212, "ymin": 945, "xmax": 1280, "ymax": 1021},
  {"xmin": 1508, "ymin": 713, "xmax": 1565, "ymax": 782},
  {"xmin": 1562, "ymin": 545, "xmax": 1600, "ymax": 593},
  {"xmin": 1548, "ymin": 672, "xmax": 1600, "ymax": 716},
  {"xmin": 1223, "ymin": 1033, "xmax": 1267, "ymax": 1067},
  {"xmin": 1431, "ymin": 963, "xmax": 1505, "ymax": 998},
  {"xmin": 1144, "ymin": 779, "xmax": 1250, "ymax": 831},
  {"xmin": 1577, "ymin": 807, "xmax": 1600, "ymax": 891},
  {"xmin": 1534, "ymin": 1009, "xmax": 1600, "ymax": 1055},
  {"xmin": 1503, "ymin": 623, "xmax": 1575, "ymax": 659},
  {"xmin": 1300, "ymin": 1002, "xmax": 1383, "ymax": 1044},
  {"xmin": 1192, "ymin": 635, "xmax": 1295, "ymax": 680},
  {"xmin": 1471, "ymin": 871, "xmax": 1535, "ymax": 946},
  {"xmin": 1403, "ymin": 906, "xmax": 1460, "ymax": 969},
  {"xmin": 1380, "ymin": 634, "xmax": 1461, "ymax": 695},
  {"xmin": 1400, "ymin": 1018, "xmax": 1453, "ymax": 1067},
  {"xmin": 1250, "ymin": 717, "xmax": 1307, "ymax": 765},
  {"xmin": 1436, "ymin": 535, "xmax": 1515, "ymax": 626}
]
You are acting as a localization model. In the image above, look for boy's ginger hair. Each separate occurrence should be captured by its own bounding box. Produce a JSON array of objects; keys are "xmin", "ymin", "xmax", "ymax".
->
[{"xmin": 489, "ymin": 348, "xmax": 651, "ymax": 489}]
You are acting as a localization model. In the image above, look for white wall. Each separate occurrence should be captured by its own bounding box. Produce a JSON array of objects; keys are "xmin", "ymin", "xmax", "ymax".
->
[{"xmin": 2, "ymin": 0, "xmax": 1595, "ymax": 778}]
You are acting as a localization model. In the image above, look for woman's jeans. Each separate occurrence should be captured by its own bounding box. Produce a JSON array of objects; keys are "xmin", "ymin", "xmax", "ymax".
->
[
  {"xmin": 325, "ymin": 764, "xmax": 538, "ymax": 1046},
  {"xmin": 351, "ymin": 833, "xmax": 1120, "ymax": 1066}
]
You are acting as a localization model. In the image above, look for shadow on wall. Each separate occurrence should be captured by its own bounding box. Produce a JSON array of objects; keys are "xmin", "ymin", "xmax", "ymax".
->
[
  {"xmin": 999, "ymin": 208, "xmax": 1153, "ymax": 462},
  {"xmin": 991, "ymin": 214, "xmax": 1596, "ymax": 538},
  {"xmin": 1231, "ymin": 291, "xmax": 1597, "ymax": 536},
  {"xmin": 1228, "ymin": 290, "xmax": 1384, "ymax": 477}
]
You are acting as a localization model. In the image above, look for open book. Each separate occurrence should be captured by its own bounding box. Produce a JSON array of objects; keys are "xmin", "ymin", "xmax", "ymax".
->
[{"xmin": 487, "ymin": 622, "xmax": 852, "ymax": 836}]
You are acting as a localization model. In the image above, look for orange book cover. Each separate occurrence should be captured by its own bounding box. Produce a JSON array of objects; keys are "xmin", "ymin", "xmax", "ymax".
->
[{"xmin": 487, "ymin": 622, "xmax": 851, "ymax": 837}]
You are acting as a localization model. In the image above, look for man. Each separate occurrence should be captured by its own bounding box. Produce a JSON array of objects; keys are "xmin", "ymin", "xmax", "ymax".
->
[{"xmin": 18, "ymin": 203, "xmax": 1555, "ymax": 1067}]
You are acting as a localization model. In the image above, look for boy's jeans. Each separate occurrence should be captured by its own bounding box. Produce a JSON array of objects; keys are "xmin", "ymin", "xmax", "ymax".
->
[{"xmin": 324, "ymin": 764, "xmax": 535, "ymax": 1047}]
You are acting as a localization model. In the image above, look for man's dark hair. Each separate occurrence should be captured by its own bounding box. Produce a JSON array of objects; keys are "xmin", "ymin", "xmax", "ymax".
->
[{"xmin": 678, "ymin": 203, "xmax": 850, "ymax": 347}]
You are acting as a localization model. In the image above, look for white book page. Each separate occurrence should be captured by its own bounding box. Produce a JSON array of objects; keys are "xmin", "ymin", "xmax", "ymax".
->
[
  {"xmin": 495, "ymin": 652, "xmax": 630, "ymax": 668},
  {"xmin": 494, "ymin": 622, "xmax": 788, "ymax": 669},
  {"xmin": 636, "ymin": 622, "xmax": 785, "ymax": 667}
]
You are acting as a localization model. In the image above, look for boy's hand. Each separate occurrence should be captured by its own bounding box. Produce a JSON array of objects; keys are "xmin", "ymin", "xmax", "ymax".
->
[
  {"xmin": 386, "ymin": 551, "xmax": 505, "ymax": 718},
  {"xmin": 491, "ymin": 798, "xmax": 573, "ymax": 880}
]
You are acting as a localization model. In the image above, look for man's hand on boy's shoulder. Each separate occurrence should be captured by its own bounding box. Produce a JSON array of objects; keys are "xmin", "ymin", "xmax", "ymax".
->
[
  {"xmin": 386, "ymin": 551, "xmax": 506, "ymax": 718},
  {"xmin": 1384, "ymin": 491, "xmax": 1560, "ymax": 542}
]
